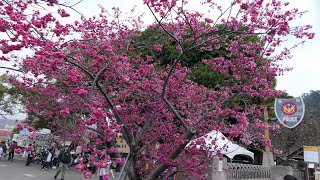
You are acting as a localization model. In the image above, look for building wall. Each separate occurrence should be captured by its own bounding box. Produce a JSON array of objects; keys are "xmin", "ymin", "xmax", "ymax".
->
[{"xmin": 116, "ymin": 136, "xmax": 129, "ymax": 154}]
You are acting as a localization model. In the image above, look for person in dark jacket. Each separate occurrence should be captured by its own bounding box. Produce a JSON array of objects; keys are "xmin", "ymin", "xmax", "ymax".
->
[
  {"xmin": 54, "ymin": 147, "xmax": 71, "ymax": 180},
  {"xmin": 2, "ymin": 141, "xmax": 7, "ymax": 157},
  {"xmin": 25, "ymin": 144, "xmax": 34, "ymax": 166}
]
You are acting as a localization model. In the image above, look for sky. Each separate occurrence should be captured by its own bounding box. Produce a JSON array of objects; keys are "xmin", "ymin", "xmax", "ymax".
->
[{"xmin": 1, "ymin": 0, "xmax": 319, "ymax": 120}]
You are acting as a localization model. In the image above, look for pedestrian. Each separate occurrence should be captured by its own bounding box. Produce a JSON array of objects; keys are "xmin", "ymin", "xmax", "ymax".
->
[
  {"xmin": 74, "ymin": 154, "xmax": 83, "ymax": 165},
  {"xmin": 97, "ymin": 155, "xmax": 114, "ymax": 180},
  {"xmin": 0, "ymin": 145, "xmax": 3, "ymax": 160},
  {"xmin": 53, "ymin": 147, "xmax": 61, "ymax": 168},
  {"xmin": 40, "ymin": 147, "xmax": 46, "ymax": 165},
  {"xmin": 2, "ymin": 141, "xmax": 7, "ymax": 158},
  {"xmin": 76, "ymin": 143, "xmax": 82, "ymax": 156},
  {"xmin": 284, "ymin": 175, "xmax": 297, "ymax": 180},
  {"xmin": 8, "ymin": 141, "xmax": 17, "ymax": 161},
  {"xmin": 42, "ymin": 149, "xmax": 52, "ymax": 170},
  {"xmin": 25, "ymin": 144, "xmax": 34, "ymax": 166},
  {"xmin": 54, "ymin": 147, "xmax": 71, "ymax": 180}
]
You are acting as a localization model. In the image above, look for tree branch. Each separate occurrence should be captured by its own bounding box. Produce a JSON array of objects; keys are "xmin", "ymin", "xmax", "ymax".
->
[
  {"xmin": 162, "ymin": 96, "xmax": 189, "ymax": 130},
  {"xmin": 194, "ymin": 106, "xmax": 217, "ymax": 126},
  {"xmin": 0, "ymin": 66, "xmax": 23, "ymax": 72},
  {"xmin": 65, "ymin": 55, "xmax": 131, "ymax": 153},
  {"xmin": 65, "ymin": 55, "xmax": 94, "ymax": 79},
  {"xmin": 147, "ymin": 4, "xmax": 182, "ymax": 48},
  {"xmin": 135, "ymin": 117, "xmax": 153, "ymax": 145},
  {"xmin": 146, "ymin": 127, "xmax": 196, "ymax": 180},
  {"xmin": 96, "ymin": 82, "xmax": 131, "ymax": 146}
]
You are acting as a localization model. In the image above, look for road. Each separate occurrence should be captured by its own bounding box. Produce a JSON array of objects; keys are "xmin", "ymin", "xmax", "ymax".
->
[{"xmin": 0, "ymin": 158, "xmax": 119, "ymax": 180}]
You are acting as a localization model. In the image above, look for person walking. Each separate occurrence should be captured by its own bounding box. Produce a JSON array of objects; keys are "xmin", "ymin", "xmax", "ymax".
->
[
  {"xmin": 2, "ymin": 141, "xmax": 7, "ymax": 158},
  {"xmin": 76, "ymin": 144, "xmax": 82, "ymax": 156},
  {"xmin": 0, "ymin": 145, "xmax": 3, "ymax": 160},
  {"xmin": 54, "ymin": 147, "xmax": 71, "ymax": 180},
  {"xmin": 8, "ymin": 141, "xmax": 17, "ymax": 161},
  {"xmin": 25, "ymin": 144, "xmax": 34, "ymax": 166},
  {"xmin": 53, "ymin": 147, "xmax": 61, "ymax": 168},
  {"xmin": 42, "ymin": 149, "xmax": 53, "ymax": 170}
]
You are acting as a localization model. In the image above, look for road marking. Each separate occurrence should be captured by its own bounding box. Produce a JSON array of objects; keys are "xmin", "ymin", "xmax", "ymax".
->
[
  {"xmin": 24, "ymin": 174, "xmax": 36, "ymax": 177},
  {"xmin": 0, "ymin": 164, "xmax": 7, "ymax": 167}
]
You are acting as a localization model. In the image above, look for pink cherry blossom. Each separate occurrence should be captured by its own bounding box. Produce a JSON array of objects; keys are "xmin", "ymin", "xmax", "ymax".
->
[
  {"xmin": 1, "ymin": 0, "xmax": 314, "ymax": 179},
  {"xmin": 16, "ymin": 123, "xmax": 23, "ymax": 131},
  {"xmin": 78, "ymin": 88, "xmax": 88, "ymax": 97},
  {"xmin": 60, "ymin": 108, "xmax": 70, "ymax": 117}
]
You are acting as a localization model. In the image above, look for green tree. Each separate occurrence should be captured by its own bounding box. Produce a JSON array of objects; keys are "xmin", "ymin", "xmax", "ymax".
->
[{"xmin": 131, "ymin": 25, "xmax": 268, "ymax": 90}]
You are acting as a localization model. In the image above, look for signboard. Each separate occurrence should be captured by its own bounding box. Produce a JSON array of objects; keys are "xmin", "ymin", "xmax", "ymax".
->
[
  {"xmin": 308, "ymin": 163, "xmax": 315, "ymax": 168},
  {"xmin": 274, "ymin": 98, "xmax": 305, "ymax": 128},
  {"xmin": 18, "ymin": 128, "xmax": 31, "ymax": 147},
  {"xmin": 304, "ymin": 146, "xmax": 319, "ymax": 163}
]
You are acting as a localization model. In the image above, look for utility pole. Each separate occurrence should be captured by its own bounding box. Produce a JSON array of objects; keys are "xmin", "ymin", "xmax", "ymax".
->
[
  {"xmin": 262, "ymin": 106, "xmax": 275, "ymax": 166},
  {"xmin": 264, "ymin": 107, "xmax": 271, "ymax": 152}
]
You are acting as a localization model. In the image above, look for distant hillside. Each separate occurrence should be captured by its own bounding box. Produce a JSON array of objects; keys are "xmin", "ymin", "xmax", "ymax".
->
[{"xmin": 0, "ymin": 119, "xmax": 21, "ymax": 129}]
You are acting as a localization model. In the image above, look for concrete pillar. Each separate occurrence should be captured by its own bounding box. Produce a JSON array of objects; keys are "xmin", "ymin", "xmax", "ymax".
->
[
  {"xmin": 263, "ymin": 151, "xmax": 275, "ymax": 166},
  {"xmin": 270, "ymin": 165, "xmax": 293, "ymax": 180},
  {"xmin": 211, "ymin": 158, "xmax": 227, "ymax": 180}
]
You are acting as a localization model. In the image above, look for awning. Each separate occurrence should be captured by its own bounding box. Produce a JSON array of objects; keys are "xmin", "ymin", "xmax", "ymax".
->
[{"xmin": 188, "ymin": 130, "xmax": 254, "ymax": 160}]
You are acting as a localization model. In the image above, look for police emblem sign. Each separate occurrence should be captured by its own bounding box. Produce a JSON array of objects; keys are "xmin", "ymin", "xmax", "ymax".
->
[{"xmin": 274, "ymin": 98, "xmax": 305, "ymax": 128}]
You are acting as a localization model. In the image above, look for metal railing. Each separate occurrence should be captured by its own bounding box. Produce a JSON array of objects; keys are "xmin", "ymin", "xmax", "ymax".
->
[{"xmin": 227, "ymin": 163, "xmax": 271, "ymax": 180}]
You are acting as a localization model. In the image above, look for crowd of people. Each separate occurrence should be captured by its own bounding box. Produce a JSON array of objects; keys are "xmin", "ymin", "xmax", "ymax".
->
[
  {"xmin": 35, "ymin": 144, "xmax": 117, "ymax": 180},
  {"xmin": 0, "ymin": 141, "xmax": 117, "ymax": 180},
  {"xmin": 0, "ymin": 140, "xmax": 301, "ymax": 180}
]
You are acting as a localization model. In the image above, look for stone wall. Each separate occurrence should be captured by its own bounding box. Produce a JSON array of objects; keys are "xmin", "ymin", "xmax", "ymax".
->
[{"xmin": 270, "ymin": 165, "xmax": 293, "ymax": 180}]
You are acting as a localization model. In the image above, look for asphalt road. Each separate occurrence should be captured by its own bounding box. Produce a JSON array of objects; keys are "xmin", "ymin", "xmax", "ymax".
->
[{"xmin": 0, "ymin": 157, "xmax": 117, "ymax": 180}]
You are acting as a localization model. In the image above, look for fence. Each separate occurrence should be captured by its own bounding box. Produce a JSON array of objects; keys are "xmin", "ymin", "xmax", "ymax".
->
[{"xmin": 227, "ymin": 163, "xmax": 271, "ymax": 180}]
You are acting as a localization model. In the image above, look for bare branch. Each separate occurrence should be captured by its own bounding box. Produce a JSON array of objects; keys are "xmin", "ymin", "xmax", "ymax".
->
[
  {"xmin": 0, "ymin": 66, "xmax": 22, "ymax": 73},
  {"xmin": 162, "ymin": 96, "xmax": 189, "ymax": 130},
  {"xmin": 213, "ymin": 2, "xmax": 234, "ymax": 26},
  {"xmin": 147, "ymin": 4, "xmax": 182, "ymax": 48}
]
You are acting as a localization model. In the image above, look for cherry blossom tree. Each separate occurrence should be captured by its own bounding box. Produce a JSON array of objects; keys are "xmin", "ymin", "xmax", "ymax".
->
[{"xmin": 0, "ymin": 0, "xmax": 314, "ymax": 179}]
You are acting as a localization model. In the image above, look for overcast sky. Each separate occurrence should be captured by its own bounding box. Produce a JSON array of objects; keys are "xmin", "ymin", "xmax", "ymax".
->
[{"xmin": 1, "ymin": 0, "xmax": 319, "ymax": 120}]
